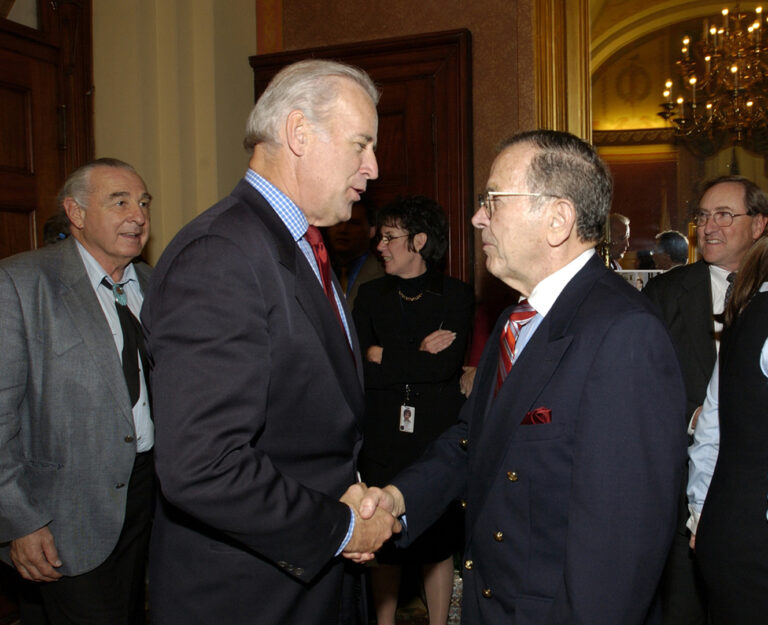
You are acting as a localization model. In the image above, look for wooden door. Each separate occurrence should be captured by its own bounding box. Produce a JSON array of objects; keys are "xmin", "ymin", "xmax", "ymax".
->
[
  {"xmin": 0, "ymin": 45, "xmax": 61, "ymax": 257},
  {"xmin": 249, "ymin": 30, "xmax": 473, "ymax": 283},
  {"xmin": 0, "ymin": 1, "xmax": 93, "ymax": 260}
]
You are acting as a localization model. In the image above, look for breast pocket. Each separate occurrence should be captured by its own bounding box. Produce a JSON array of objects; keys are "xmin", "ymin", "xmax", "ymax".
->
[{"xmin": 513, "ymin": 420, "xmax": 564, "ymax": 442}]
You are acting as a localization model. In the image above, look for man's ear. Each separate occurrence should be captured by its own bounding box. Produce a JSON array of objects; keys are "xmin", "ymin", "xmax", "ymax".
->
[
  {"xmin": 63, "ymin": 198, "xmax": 84, "ymax": 231},
  {"xmin": 752, "ymin": 213, "xmax": 768, "ymax": 241},
  {"xmin": 285, "ymin": 109, "xmax": 309, "ymax": 157},
  {"xmin": 413, "ymin": 232, "xmax": 427, "ymax": 252},
  {"xmin": 546, "ymin": 198, "xmax": 577, "ymax": 247}
]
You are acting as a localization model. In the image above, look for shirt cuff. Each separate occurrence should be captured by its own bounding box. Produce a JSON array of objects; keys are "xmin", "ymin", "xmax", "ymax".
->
[
  {"xmin": 686, "ymin": 504, "xmax": 702, "ymax": 535},
  {"xmin": 335, "ymin": 507, "xmax": 355, "ymax": 556}
]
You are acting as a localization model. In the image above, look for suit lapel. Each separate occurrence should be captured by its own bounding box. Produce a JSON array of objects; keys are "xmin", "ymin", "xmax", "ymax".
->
[
  {"xmin": 55, "ymin": 239, "xmax": 135, "ymax": 427},
  {"xmin": 230, "ymin": 181, "xmax": 365, "ymax": 418},
  {"xmin": 292, "ymin": 248, "xmax": 365, "ymax": 410},
  {"xmin": 467, "ymin": 256, "xmax": 603, "ymax": 520},
  {"xmin": 335, "ymin": 271, "xmax": 365, "ymax": 387}
]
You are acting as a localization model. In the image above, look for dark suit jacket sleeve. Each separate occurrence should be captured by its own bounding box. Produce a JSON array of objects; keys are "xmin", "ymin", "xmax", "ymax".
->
[
  {"xmin": 392, "ymin": 412, "xmax": 471, "ymax": 541},
  {"xmin": 145, "ymin": 234, "xmax": 351, "ymax": 581},
  {"xmin": 354, "ymin": 279, "xmax": 475, "ymax": 387},
  {"xmin": 0, "ymin": 266, "xmax": 52, "ymax": 543}
]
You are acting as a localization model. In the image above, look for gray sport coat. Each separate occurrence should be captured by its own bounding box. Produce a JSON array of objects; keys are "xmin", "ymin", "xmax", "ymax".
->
[{"xmin": 0, "ymin": 237, "xmax": 150, "ymax": 575}]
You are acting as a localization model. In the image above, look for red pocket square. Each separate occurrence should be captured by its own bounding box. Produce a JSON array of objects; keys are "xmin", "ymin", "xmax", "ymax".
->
[{"xmin": 521, "ymin": 406, "xmax": 552, "ymax": 425}]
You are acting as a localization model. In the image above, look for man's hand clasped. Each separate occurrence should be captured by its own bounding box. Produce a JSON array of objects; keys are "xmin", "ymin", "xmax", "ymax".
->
[{"xmin": 339, "ymin": 483, "xmax": 406, "ymax": 563}]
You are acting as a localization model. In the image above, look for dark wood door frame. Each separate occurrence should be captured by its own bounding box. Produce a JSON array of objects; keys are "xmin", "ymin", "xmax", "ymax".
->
[
  {"xmin": 0, "ymin": 0, "xmax": 93, "ymax": 257},
  {"xmin": 249, "ymin": 29, "xmax": 473, "ymax": 283}
]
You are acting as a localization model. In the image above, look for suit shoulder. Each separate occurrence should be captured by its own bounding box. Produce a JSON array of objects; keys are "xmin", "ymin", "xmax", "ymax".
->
[
  {"xmin": 643, "ymin": 263, "xmax": 710, "ymax": 314},
  {"xmin": 573, "ymin": 280, "xmax": 671, "ymax": 353},
  {"xmin": 586, "ymin": 270, "xmax": 664, "ymax": 320},
  {"xmin": 644, "ymin": 261, "xmax": 706, "ymax": 293},
  {"xmin": 0, "ymin": 242, "xmax": 71, "ymax": 283},
  {"xmin": 154, "ymin": 186, "xmax": 284, "ymax": 271}
]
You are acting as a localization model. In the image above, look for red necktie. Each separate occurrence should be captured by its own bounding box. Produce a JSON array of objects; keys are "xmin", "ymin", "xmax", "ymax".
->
[
  {"xmin": 495, "ymin": 299, "xmax": 537, "ymax": 395},
  {"xmin": 304, "ymin": 226, "xmax": 345, "ymax": 330}
]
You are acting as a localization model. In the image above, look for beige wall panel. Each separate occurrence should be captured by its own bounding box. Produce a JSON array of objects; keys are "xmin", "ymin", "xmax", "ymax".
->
[{"xmin": 93, "ymin": 0, "xmax": 256, "ymax": 263}]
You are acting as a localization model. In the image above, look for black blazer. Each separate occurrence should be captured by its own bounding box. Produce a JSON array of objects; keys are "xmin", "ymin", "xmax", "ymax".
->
[
  {"xmin": 143, "ymin": 179, "xmax": 365, "ymax": 625},
  {"xmin": 643, "ymin": 260, "xmax": 716, "ymax": 420}
]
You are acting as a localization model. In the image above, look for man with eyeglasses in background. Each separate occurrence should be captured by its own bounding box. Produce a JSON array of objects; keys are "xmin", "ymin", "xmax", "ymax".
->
[
  {"xmin": 347, "ymin": 130, "xmax": 687, "ymax": 624},
  {"xmin": 643, "ymin": 175, "xmax": 768, "ymax": 625}
]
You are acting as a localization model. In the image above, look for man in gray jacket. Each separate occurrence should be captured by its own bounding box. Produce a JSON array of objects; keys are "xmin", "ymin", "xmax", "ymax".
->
[{"xmin": 0, "ymin": 158, "xmax": 153, "ymax": 625}]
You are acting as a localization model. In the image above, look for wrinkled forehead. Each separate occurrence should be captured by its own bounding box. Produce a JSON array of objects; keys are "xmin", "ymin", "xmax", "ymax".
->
[
  {"xmin": 89, "ymin": 166, "xmax": 148, "ymax": 195},
  {"xmin": 487, "ymin": 144, "xmax": 534, "ymax": 190}
]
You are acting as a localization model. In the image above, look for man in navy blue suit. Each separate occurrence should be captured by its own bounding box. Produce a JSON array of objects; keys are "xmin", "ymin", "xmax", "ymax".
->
[
  {"xmin": 351, "ymin": 130, "xmax": 687, "ymax": 624},
  {"xmin": 143, "ymin": 59, "xmax": 399, "ymax": 625}
]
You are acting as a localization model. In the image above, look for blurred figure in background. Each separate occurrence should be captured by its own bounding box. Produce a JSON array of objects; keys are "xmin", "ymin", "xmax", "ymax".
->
[
  {"xmin": 42, "ymin": 212, "xmax": 70, "ymax": 245},
  {"xmin": 609, "ymin": 212, "xmax": 630, "ymax": 269},
  {"xmin": 326, "ymin": 196, "xmax": 384, "ymax": 309},
  {"xmin": 653, "ymin": 230, "xmax": 689, "ymax": 270}
]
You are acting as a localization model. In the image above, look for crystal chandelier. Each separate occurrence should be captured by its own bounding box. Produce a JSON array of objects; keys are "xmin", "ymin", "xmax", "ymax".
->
[{"xmin": 658, "ymin": 5, "xmax": 768, "ymax": 156}]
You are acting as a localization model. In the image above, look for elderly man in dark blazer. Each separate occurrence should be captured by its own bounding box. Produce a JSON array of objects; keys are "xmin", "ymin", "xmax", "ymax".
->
[
  {"xmin": 351, "ymin": 130, "xmax": 687, "ymax": 625},
  {"xmin": 643, "ymin": 175, "xmax": 768, "ymax": 625},
  {"xmin": 0, "ymin": 158, "xmax": 154, "ymax": 625},
  {"xmin": 142, "ymin": 60, "xmax": 400, "ymax": 625}
]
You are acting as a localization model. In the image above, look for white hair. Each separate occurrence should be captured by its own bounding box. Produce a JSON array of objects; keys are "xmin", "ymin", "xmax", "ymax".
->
[{"xmin": 244, "ymin": 59, "xmax": 379, "ymax": 151}]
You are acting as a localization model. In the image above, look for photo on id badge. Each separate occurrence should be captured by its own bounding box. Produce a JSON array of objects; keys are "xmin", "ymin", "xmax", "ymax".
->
[{"xmin": 399, "ymin": 405, "xmax": 415, "ymax": 433}]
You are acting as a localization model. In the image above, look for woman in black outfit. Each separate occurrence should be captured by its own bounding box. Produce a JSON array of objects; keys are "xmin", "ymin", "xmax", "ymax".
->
[
  {"xmin": 689, "ymin": 233, "xmax": 768, "ymax": 625},
  {"xmin": 353, "ymin": 195, "xmax": 474, "ymax": 625}
]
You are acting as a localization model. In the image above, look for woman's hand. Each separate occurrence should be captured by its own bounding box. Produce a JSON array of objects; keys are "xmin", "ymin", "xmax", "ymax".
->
[
  {"xmin": 366, "ymin": 345, "xmax": 383, "ymax": 364},
  {"xmin": 419, "ymin": 329, "xmax": 456, "ymax": 354}
]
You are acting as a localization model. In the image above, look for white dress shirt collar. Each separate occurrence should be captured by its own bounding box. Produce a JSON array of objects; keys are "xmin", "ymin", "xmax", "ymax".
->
[{"xmin": 527, "ymin": 248, "xmax": 596, "ymax": 317}]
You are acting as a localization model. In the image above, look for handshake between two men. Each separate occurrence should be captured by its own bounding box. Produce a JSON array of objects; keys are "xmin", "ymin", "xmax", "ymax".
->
[{"xmin": 339, "ymin": 483, "xmax": 407, "ymax": 563}]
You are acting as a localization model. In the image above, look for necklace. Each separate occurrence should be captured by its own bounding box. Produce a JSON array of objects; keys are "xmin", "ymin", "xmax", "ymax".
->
[{"xmin": 398, "ymin": 289, "xmax": 423, "ymax": 302}]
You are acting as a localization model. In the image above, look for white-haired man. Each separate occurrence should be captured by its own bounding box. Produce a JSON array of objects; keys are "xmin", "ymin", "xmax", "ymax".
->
[
  {"xmin": 0, "ymin": 158, "xmax": 153, "ymax": 625},
  {"xmin": 349, "ymin": 130, "xmax": 686, "ymax": 624},
  {"xmin": 143, "ymin": 59, "xmax": 400, "ymax": 625}
]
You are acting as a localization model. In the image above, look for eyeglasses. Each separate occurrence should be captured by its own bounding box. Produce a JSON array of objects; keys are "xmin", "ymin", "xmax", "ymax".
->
[
  {"xmin": 377, "ymin": 233, "xmax": 409, "ymax": 245},
  {"xmin": 692, "ymin": 210, "xmax": 751, "ymax": 227},
  {"xmin": 477, "ymin": 191, "xmax": 555, "ymax": 219}
]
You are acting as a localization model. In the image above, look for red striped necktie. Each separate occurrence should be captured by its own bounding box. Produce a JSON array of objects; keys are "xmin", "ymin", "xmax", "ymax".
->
[{"xmin": 495, "ymin": 299, "xmax": 537, "ymax": 395}]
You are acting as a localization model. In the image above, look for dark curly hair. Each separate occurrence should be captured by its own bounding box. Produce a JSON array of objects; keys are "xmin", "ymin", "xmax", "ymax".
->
[{"xmin": 376, "ymin": 195, "xmax": 448, "ymax": 265}]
